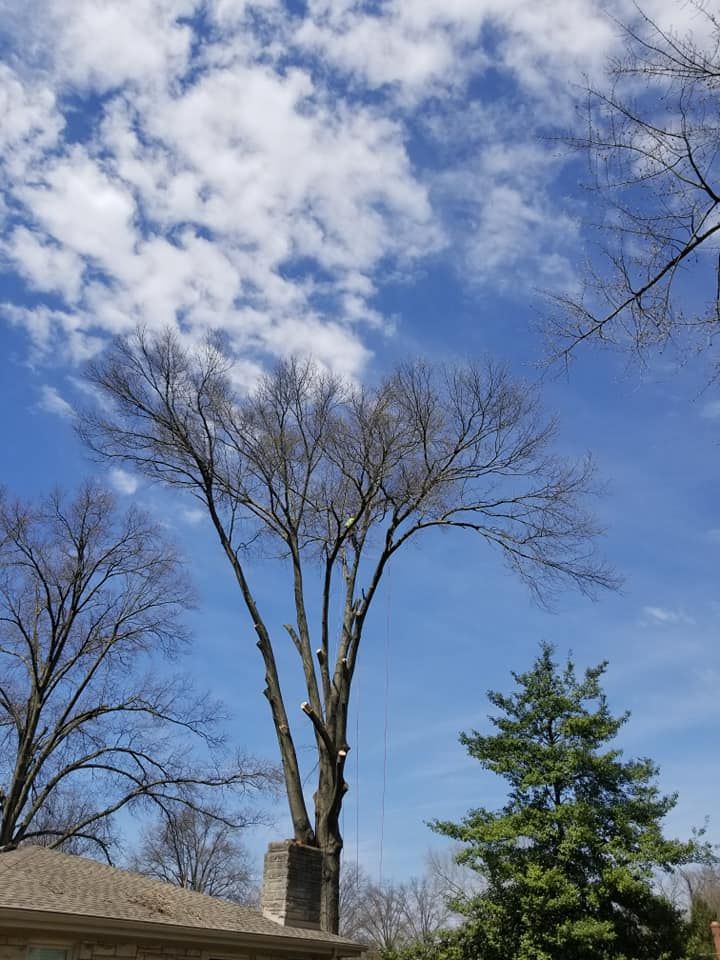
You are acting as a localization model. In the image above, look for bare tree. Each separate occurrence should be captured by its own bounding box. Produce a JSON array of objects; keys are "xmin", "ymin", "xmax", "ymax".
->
[
  {"xmin": 425, "ymin": 845, "xmax": 483, "ymax": 908},
  {"xmin": 0, "ymin": 483, "xmax": 270, "ymax": 859},
  {"xmin": 402, "ymin": 873, "xmax": 452, "ymax": 945},
  {"xmin": 80, "ymin": 328, "xmax": 616, "ymax": 930},
  {"xmin": 130, "ymin": 803, "xmax": 271, "ymax": 903},
  {"xmin": 340, "ymin": 863, "xmax": 451, "ymax": 951},
  {"xmin": 546, "ymin": 4, "xmax": 720, "ymax": 377},
  {"xmin": 361, "ymin": 882, "xmax": 410, "ymax": 954},
  {"xmin": 339, "ymin": 860, "xmax": 374, "ymax": 941},
  {"xmin": 684, "ymin": 865, "xmax": 720, "ymax": 914}
]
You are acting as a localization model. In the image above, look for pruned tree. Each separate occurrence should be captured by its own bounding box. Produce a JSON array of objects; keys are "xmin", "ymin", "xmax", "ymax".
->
[
  {"xmin": 546, "ymin": 3, "xmax": 720, "ymax": 378},
  {"xmin": 131, "ymin": 803, "xmax": 271, "ymax": 903},
  {"xmin": 80, "ymin": 327, "xmax": 617, "ymax": 931},
  {"xmin": 0, "ymin": 483, "xmax": 272, "ymax": 859}
]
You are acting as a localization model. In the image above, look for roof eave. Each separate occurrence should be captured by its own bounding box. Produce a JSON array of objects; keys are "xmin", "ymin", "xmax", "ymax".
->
[{"xmin": 0, "ymin": 906, "xmax": 365, "ymax": 956}]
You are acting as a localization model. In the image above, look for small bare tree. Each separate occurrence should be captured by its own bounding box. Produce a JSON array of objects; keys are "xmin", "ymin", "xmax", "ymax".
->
[
  {"xmin": 425, "ymin": 845, "xmax": 483, "ymax": 908},
  {"xmin": 402, "ymin": 873, "xmax": 452, "ymax": 944},
  {"xmin": 0, "ymin": 483, "xmax": 269, "ymax": 859},
  {"xmin": 339, "ymin": 860, "xmax": 374, "ymax": 941},
  {"xmin": 546, "ymin": 4, "xmax": 720, "ymax": 377},
  {"xmin": 339, "ymin": 863, "xmax": 452, "ymax": 950},
  {"xmin": 684, "ymin": 865, "xmax": 720, "ymax": 914},
  {"xmin": 359, "ymin": 881, "xmax": 409, "ymax": 954},
  {"xmin": 131, "ymin": 803, "xmax": 270, "ymax": 903},
  {"xmin": 80, "ymin": 328, "xmax": 616, "ymax": 930}
]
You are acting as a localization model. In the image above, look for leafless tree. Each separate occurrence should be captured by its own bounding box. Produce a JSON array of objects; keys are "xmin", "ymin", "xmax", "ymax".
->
[
  {"xmin": 402, "ymin": 873, "xmax": 452, "ymax": 944},
  {"xmin": 0, "ymin": 483, "xmax": 272, "ymax": 859},
  {"xmin": 545, "ymin": 3, "xmax": 720, "ymax": 378},
  {"xmin": 359, "ymin": 882, "xmax": 409, "ymax": 954},
  {"xmin": 425, "ymin": 845, "xmax": 483, "ymax": 909},
  {"xmin": 339, "ymin": 860, "xmax": 374, "ymax": 941},
  {"xmin": 130, "ymin": 803, "xmax": 271, "ymax": 903},
  {"xmin": 684, "ymin": 865, "xmax": 720, "ymax": 914},
  {"xmin": 340, "ymin": 862, "xmax": 452, "ymax": 950},
  {"xmin": 80, "ymin": 327, "xmax": 617, "ymax": 930}
]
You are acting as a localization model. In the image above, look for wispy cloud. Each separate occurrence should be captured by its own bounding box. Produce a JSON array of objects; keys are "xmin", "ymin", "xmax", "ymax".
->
[
  {"xmin": 641, "ymin": 606, "xmax": 695, "ymax": 626},
  {"xmin": 37, "ymin": 384, "xmax": 74, "ymax": 418},
  {"xmin": 182, "ymin": 507, "xmax": 206, "ymax": 525},
  {"xmin": 700, "ymin": 399, "xmax": 720, "ymax": 420},
  {"xmin": 108, "ymin": 467, "xmax": 139, "ymax": 496}
]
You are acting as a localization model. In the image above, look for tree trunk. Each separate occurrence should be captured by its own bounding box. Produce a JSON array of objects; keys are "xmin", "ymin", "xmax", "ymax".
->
[
  {"xmin": 317, "ymin": 815, "xmax": 342, "ymax": 933},
  {"xmin": 314, "ymin": 747, "xmax": 346, "ymax": 933},
  {"xmin": 320, "ymin": 836, "xmax": 342, "ymax": 934}
]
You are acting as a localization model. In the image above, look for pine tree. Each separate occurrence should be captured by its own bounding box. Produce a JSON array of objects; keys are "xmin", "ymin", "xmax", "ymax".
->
[{"xmin": 431, "ymin": 643, "xmax": 709, "ymax": 960}]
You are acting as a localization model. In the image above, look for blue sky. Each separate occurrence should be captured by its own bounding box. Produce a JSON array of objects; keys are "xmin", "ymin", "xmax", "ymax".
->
[{"xmin": 1, "ymin": 0, "xmax": 719, "ymax": 883}]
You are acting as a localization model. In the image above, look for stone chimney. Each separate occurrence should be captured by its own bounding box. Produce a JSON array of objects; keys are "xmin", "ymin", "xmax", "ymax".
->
[
  {"xmin": 711, "ymin": 921, "xmax": 720, "ymax": 960},
  {"xmin": 261, "ymin": 840, "xmax": 323, "ymax": 929}
]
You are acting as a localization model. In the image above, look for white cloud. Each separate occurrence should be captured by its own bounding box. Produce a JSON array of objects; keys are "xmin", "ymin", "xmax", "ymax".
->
[
  {"xmin": 109, "ymin": 468, "xmax": 140, "ymax": 496},
  {"xmin": 0, "ymin": 65, "xmax": 63, "ymax": 171},
  {"xmin": 3, "ymin": 0, "xmax": 198, "ymax": 93},
  {"xmin": 1, "ymin": 21, "xmax": 439, "ymax": 371},
  {"xmin": 700, "ymin": 399, "xmax": 720, "ymax": 420},
  {"xmin": 641, "ymin": 606, "xmax": 695, "ymax": 626},
  {"xmin": 299, "ymin": 0, "xmax": 624, "ymax": 105},
  {"xmin": 0, "ymin": 0, "xmax": 665, "ymax": 371},
  {"xmin": 6, "ymin": 227, "xmax": 84, "ymax": 302},
  {"xmin": 182, "ymin": 507, "xmax": 206, "ymax": 525},
  {"xmin": 426, "ymin": 102, "xmax": 580, "ymax": 286},
  {"xmin": 37, "ymin": 384, "xmax": 74, "ymax": 419}
]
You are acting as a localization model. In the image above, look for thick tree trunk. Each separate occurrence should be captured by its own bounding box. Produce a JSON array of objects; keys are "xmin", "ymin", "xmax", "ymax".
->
[
  {"xmin": 320, "ymin": 834, "xmax": 342, "ymax": 934},
  {"xmin": 313, "ymin": 743, "xmax": 346, "ymax": 933}
]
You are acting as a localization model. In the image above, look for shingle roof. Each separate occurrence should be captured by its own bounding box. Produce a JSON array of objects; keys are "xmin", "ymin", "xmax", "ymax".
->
[{"xmin": 0, "ymin": 846, "xmax": 358, "ymax": 950}]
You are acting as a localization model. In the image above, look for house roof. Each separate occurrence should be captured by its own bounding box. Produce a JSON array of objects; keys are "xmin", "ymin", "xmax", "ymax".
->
[{"xmin": 0, "ymin": 846, "xmax": 360, "ymax": 953}]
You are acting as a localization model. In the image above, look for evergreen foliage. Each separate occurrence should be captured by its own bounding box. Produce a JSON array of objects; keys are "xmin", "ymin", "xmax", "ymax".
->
[
  {"xmin": 683, "ymin": 894, "xmax": 719, "ymax": 960},
  {"xmin": 430, "ymin": 643, "xmax": 710, "ymax": 960}
]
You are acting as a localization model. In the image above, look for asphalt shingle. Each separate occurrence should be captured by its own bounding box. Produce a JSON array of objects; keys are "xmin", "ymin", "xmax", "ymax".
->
[{"xmin": 0, "ymin": 846, "xmax": 357, "ymax": 949}]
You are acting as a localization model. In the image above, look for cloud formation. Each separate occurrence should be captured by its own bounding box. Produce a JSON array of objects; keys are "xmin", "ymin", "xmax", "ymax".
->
[
  {"xmin": 0, "ymin": 0, "xmax": 652, "ymax": 372},
  {"xmin": 37, "ymin": 384, "xmax": 74, "ymax": 419},
  {"xmin": 108, "ymin": 468, "xmax": 140, "ymax": 496},
  {"xmin": 641, "ymin": 606, "xmax": 695, "ymax": 626}
]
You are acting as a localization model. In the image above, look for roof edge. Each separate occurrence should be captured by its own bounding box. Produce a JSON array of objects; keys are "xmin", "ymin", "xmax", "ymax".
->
[{"xmin": 0, "ymin": 906, "xmax": 365, "ymax": 956}]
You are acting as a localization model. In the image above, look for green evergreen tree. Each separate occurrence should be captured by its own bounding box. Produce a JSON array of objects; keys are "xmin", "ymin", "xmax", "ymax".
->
[
  {"xmin": 431, "ymin": 643, "xmax": 709, "ymax": 960},
  {"xmin": 683, "ymin": 894, "xmax": 718, "ymax": 960}
]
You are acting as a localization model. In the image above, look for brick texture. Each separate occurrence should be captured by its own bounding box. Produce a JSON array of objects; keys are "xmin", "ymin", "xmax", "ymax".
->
[{"xmin": 261, "ymin": 841, "xmax": 322, "ymax": 930}]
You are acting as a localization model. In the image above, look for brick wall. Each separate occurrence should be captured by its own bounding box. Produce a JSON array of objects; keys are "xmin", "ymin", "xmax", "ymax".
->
[
  {"xmin": 0, "ymin": 936, "xmax": 216, "ymax": 960},
  {"xmin": 261, "ymin": 841, "xmax": 322, "ymax": 930}
]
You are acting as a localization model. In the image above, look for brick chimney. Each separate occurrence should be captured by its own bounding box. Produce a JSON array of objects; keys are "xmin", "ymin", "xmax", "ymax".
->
[
  {"xmin": 711, "ymin": 921, "xmax": 720, "ymax": 960},
  {"xmin": 261, "ymin": 840, "xmax": 323, "ymax": 929}
]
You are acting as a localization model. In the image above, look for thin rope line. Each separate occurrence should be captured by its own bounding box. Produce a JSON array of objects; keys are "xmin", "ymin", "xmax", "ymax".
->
[
  {"xmin": 378, "ymin": 577, "xmax": 391, "ymax": 887},
  {"xmin": 355, "ymin": 665, "xmax": 360, "ymax": 883}
]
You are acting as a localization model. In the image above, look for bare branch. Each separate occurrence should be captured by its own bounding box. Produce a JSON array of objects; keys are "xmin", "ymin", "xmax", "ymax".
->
[{"xmin": 544, "ymin": 3, "xmax": 720, "ymax": 380}]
